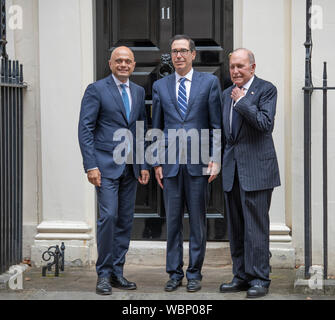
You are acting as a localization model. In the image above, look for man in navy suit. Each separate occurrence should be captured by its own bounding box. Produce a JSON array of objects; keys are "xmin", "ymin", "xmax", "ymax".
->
[
  {"xmin": 78, "ymin": 46, "xmax": 150, "ymax": 295},
  {"xmin": 152, "ymin": 35, "xmax": 222, "ymax": 292},
  {"xmin": 219, "ymin": 48, "xmax": 281, "ymax": 298}
]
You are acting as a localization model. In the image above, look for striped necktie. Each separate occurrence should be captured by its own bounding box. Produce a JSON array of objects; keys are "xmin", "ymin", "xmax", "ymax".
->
[
  {"xmin": 177, "ymin": 78, "xmax": 188, "ymax": 118},
  {"xmin": 120, "ymin": 83, "xmax": 130, "ymax": 121}
]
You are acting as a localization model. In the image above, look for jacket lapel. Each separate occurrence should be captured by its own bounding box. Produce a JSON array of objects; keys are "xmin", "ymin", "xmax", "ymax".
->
[
  {"xmin": 234, "ymin": 76, "xmax": 260, "ymax": 139},
  {"xmin": 106, "ymin": 74, "xmax": 128, "ymax": 123},
  {"xmin": 224, "ymin": 88, "xmax": 234, "ymax": 142},
  {"xmin": 233, "ymin": 92, "xmax": 243, "ymax": 140},
  {"xmin": 128, "ymin": 82, "xmax": 137, "ymax": 125},
  {"xmin": 184, "ymin": 71, "xmax": 201, "ymax": 120},
  {"xmin": 244, "ymin": 75, "xmax": 259, "ymax": 100}
]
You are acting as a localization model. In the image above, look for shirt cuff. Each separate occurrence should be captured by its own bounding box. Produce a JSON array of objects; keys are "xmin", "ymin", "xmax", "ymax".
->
[{"xmin": 234, "ymin": 96, "xmax": 244, "ymax": 106}]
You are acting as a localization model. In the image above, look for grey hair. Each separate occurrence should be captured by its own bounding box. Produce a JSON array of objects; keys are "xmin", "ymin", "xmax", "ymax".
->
[{"xmin": 229, "ymin": 48, "xmax": 255, "ymax": 65}]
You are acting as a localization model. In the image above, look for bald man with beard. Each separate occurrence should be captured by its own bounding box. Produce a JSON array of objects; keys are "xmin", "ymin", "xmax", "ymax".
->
[{"xmin": 78, "ymin": 46, "xmax": 150, "ymax": 295}]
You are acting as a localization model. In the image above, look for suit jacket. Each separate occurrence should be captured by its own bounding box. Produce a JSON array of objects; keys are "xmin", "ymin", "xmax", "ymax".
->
[
  {"xmin": 221, "ymin": 76, "xmax": 281, "ymax": 192},
  {"xmin": 78, "ymin": 74, "xmax": 149, "ymax": 179},
  {"xmin": 152, "ymin": 70, "xmax": 222, "ymax": 177}
]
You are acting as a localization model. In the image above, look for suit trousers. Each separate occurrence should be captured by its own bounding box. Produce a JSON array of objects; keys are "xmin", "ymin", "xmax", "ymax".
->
[
  {"xmin": 163, "ymin": 165, "xmax": 208, "ymax": 281},
  {"xmin": 95, "ymin": 165, "xmax": 137, "ymax": 278},
  {"xmin": 224, "ymin": 166, "xmax": 273, "ymax": 287}
]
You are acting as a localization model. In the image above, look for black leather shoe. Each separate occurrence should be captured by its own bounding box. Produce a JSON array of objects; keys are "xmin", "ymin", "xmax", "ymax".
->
[
  {"xmin": 187, "ymin": 279, "xmax": 201, "ymax": 292},
  {"xmin": 219, "ymin": 280, "xmax": 249, "ymax": 293},
  {"xmin": 165, "ymin": 279, "xmax": 182, "ymax": 292},
  {"xmin": 96, "ymin": 277, "xmax": 112, "ymax": 295},
  {"xmin": 110, "ymin": 275, "xmax": 137, "ymax": 290},
  {"xmin": 246, "ymin": 285, "xmax": 269, "ymax": 298}
]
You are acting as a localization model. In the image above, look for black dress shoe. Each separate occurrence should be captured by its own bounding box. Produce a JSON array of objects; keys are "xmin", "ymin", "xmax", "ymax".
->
[
  {"xmin": 187, "ymin": 279, "xmax": 201, "ymax": 292},
  {"xmin": 165, "ymin": 279, "xmax": 182, "ymax": 292},
  {"xmin": 219, "ymin": 280, "xmax": 249, "ymax": 293},
  {"xmin": 110, "ymin": 275, "xmax": 137, "ymax": 290},
  {"xmin": 246, "ymin": 285, "xmax": 269, "ymax": 298},
  {"xmin": 96, "ymin": 277, "xmax": 112, "ymax": 295}
]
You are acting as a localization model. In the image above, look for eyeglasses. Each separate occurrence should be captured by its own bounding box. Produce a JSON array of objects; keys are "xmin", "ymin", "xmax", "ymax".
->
[{"xmin": 171, "ymin": 49, "xmax": 190, "ymax": 57}]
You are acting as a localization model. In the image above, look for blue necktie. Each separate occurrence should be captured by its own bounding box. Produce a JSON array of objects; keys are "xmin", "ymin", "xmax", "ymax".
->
[
  {"xmin": 231, "ymin": 87, "xmax": 244, "ymax": 139},
  {"xmin": 120, "ymin": 84, "xmax": 130, "ymax": 121},
  {"xmin": 177, "ymin": 78, "xmax": 188, "ymax": 118}
]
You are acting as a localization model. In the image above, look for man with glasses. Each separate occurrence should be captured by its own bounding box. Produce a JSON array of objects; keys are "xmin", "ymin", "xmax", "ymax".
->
[
  {"xmin": 152, "ymin": 34, "xmax": 222, "ymax": 292},
  {"xmin": 219, "ymin": 48, "xmax": 280, "ymax": 298},
  {"xmin": 78, "ymin": 46, "xmax": 150, "ymax": 295}
]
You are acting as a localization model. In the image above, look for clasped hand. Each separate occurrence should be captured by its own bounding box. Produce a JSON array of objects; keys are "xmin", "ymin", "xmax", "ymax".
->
[{"xmin": 231, "ymin": 86, "xmax": 245, "ymax": 102}]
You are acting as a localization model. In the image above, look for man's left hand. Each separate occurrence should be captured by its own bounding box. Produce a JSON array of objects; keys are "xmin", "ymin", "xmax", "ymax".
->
[{"xmin": 138, "ymin": 170, "xmax": 150, "ymax": 185}]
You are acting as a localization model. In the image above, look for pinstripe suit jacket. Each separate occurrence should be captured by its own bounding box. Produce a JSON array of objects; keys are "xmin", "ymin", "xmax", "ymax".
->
[{"xmin": 221, "ymin": 76, "xmax": 281, "ymax": 192}]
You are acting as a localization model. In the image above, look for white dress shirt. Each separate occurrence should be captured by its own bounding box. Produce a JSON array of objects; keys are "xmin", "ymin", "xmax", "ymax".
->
[
  {"xmin": 175, "ymin": 68, "xmax": 194, "ymax": 103},
  {"xmin": 112, "ymin": 74, "xmax": 132, "ymax": 110}
]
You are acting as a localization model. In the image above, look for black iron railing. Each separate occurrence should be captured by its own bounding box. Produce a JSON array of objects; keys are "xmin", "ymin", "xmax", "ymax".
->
[
  {"xmin": 0, "ymin": 0, "xmax": 26, "ymax": 274},
  {"xmin": 303, "ymin": 0, "xmax": 334, "ymax": 280},
  {"xmin": 0, "ymin": 57, "xmax": 26, "ymax": 274}
]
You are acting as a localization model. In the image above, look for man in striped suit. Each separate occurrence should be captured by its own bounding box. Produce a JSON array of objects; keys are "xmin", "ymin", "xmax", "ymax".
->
[{"xmin": 220, "ymin": 48, "xmax": 281, "ymax": 298}]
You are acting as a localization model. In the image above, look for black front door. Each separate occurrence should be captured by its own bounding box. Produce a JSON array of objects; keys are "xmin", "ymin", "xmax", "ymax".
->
[{"xmin": 95, "ymin": 0, "xmax": 233, "ymax": 241}]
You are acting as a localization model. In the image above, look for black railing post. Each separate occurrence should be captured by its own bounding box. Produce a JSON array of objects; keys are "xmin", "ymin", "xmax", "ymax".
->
[
  {"xmin": 303, "ymin": 0, "xmax": 313, "ymax": 279},
  {"xmin": 0, "ymin": 0, "xmax": 7, "ymax": 59},
  {"xmin": 322, "ymin": 62, "xmax": 328, "ymax": 280},
  {"xmin": 18, "ymin": 63, "xmax": 24, "ymax": 262},
  {"xmin": 0, "ymin": 49, "xmax": 3, "ymax": 274}
]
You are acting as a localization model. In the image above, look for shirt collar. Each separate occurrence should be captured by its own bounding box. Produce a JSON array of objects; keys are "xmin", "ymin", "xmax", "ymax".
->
[
  {"xmin": 175, "ymin": 68, "xmax": 194, "ymax": 83},
  {"xmin": 241, "ymin": 76, "xmax": 255, "ymax": 91},
  {"xmin": 112, "ymin": 74, "xmax": 130, "ymax": 88}
]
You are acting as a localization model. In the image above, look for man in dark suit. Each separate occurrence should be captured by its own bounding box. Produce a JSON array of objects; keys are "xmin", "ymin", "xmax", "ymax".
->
[
  {"xmin": 152, "ymin": 35, "xmax": 222, "ymax": 292},
  {"xmin": 219, "ymin": 48, "xmax": 281, "ymax": 298},
  {"xmin": 78, "ymin": 46, "xmax": 150, "ymax": 295}
]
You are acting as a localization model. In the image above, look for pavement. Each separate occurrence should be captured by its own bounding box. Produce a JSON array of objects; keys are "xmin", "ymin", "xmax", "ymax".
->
[{"xmin": 1, "ymin": 264, "xmax": 335, "ymax": 301}]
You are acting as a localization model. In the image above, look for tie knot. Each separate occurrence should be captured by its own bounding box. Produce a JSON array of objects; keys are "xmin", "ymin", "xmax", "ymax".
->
[
  {"xmin": 180, "ymin": 78, "xmax": 186, "ymax": 84},
  {"xmin": 120, "ymin": 83, "xmax": 127, "ymax": 90}
]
